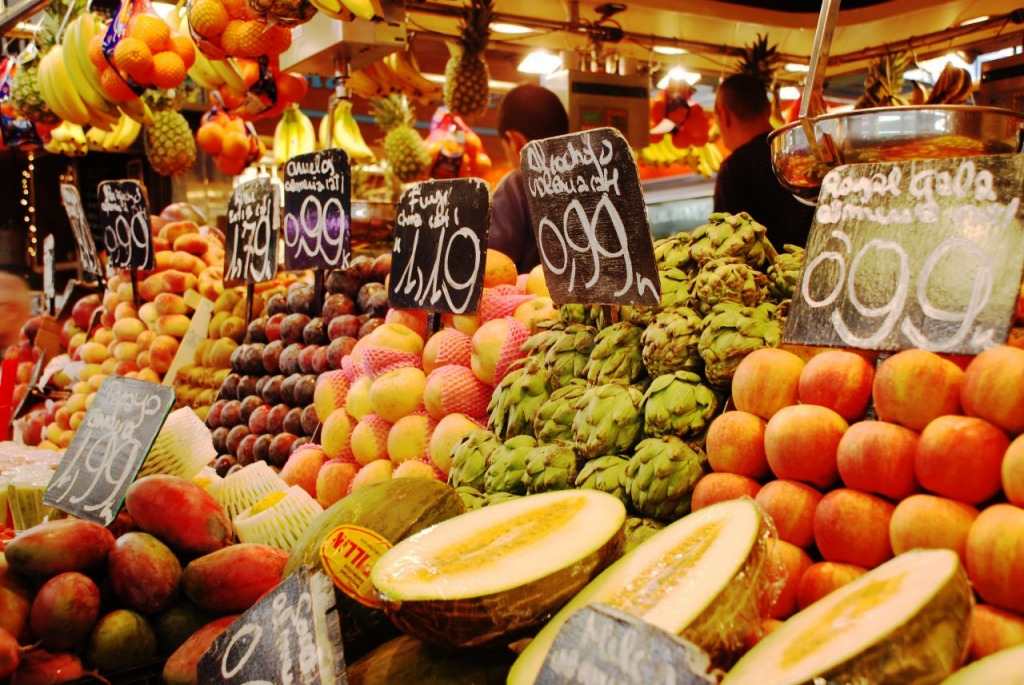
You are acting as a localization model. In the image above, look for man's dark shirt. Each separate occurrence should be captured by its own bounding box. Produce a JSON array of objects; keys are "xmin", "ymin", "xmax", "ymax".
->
[
  {"xmin": 713, "ymin": 131, "xmax": 816, "ymax": 248},
  {"xmin": 489, "ymin": 169, "xmax": 540, "ymax": 273}
]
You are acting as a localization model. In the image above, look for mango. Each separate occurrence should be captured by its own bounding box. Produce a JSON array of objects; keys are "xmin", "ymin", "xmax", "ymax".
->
[
  {"xmin": 0, "ymin": 557, "xmax": 32, "ymax": 641},
  {"xmin": 4, "ymin": 519, "xmax": 114, "ymax": 579},
  {"xmin": 152, "ymin": 602, "xmax": 215, "ymax": 655},
  {"xmin": 108, "ymin": 532, "xmax": 182, "ymax": 614},
  {"xmin": 162, "ymin": 615, "xmax": 237, "ymax": 685},
  {"xmin": 10, "ymin": 649, "xmax": 87, "ymax": 684},
  {"xmin": 30, "ymin": 572, "xmax": 101, "ymax": 651},
  {"xmin": 85, "ymin": 609, "xmax": 158, "ymax": 672},
  {"xmin": 125, "ymin": 475, "xmax": 233, "ymax": 557},
  {"xmin": 182, "ymin": 543, "xmax": 288, "ymax": 614}
]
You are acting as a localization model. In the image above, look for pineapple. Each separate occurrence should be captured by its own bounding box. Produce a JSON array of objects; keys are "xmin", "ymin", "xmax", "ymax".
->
[
  {"xmin": 145, "ymin": 110, "xmax": 197, "ymax": 176},
  {"xmin": 371, "ymin": 94, "xmax": 431, "ymax": 184},
  {"xmin": 443, "ymin": 0, "xmax": 493, "ymax": 119},
  {"xmin": 855, "ymin": 51, "xmax": 912, "ymax": 109},
  {"xmin": 10, "ymin": 61, "xmax": 60, "ymax": 125},
  {"xmin": 736, "ymin": 33, "xmax": 782, "ymax": 90}
]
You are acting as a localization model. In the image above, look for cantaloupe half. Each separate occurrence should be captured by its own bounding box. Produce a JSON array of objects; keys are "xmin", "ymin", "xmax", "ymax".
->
[
  {"xmin": 508, "ymin": 498, "xmax": 775, "ymax": 684},
  {"xmin": 940, "ymin": 644, "xmax": 1024, "ymax": 684},
  {"xmin": 723, "ymin": 548, "xmax": 972, "ymax": 685},
  {"xmin": 369, "ymin": 490, "xmax": 626, "ymax": 648}
]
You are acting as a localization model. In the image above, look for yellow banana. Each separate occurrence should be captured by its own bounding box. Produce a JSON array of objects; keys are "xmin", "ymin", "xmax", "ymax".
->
[
  {"xmin": 211, "ymin": 58, "xmax": 247, "ymax": 97},
  {"xmin": 120, "ymin": 98, "xmax": 155, "ymax": 127},
  {"xmin": 65, "ymin": 14, "xmax": 119, "ymax": 124},
  {"xmin": 86, "ymin": 125, "xmax": 108, "ymax": 147},
  {"xmin": 361, "ymin": 61, "xmax": 399, "ymax": 94},
  {"xmin": 345, "ymin": 69, "xmax": 383, "ymax": 100},
  {"xmin": 111, "ymin": 114, "xmax": 141, "ymax": 150},
  {"xmin": 337, "ymin": 0, "xmax": 380, "ymax": 21},
  {"xmin": 40, "ymin": 48, "xmax": 92, "ymax": 126},
  {"xmin": 309, "ymin": 0, "xmax": 357, "ymax": 21},
  {"xmin": 336, "ymin": 101, "xmax": 375, "ymax": 162},
  {"xmin": 387, "ymin": 49, "xmax": 443, "ymax": 102}
]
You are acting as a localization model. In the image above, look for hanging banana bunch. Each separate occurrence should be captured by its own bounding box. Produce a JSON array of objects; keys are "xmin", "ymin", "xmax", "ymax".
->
[
  {"xmin": 318, "ymin": 98, "xmax": 376, "ymax": 163},
  {"xmin": 273, "ymin": 103, "xmax": 317, "ymax": 165}
]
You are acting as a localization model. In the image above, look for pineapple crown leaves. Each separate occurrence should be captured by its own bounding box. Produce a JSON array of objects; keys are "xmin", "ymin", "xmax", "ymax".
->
[
  {"xmin": 456, "ymin": 0, "xmax": 494, "ymax": 56},
  {"xmin": 370, "ymin": 93, "xmax": 414, "ymax": 132},
  {"xmin": 736, "ymin": 32, "xmax": 782, "ymax": 88},
  {"xmin": 142, "ymin": 88, "xmax": 185, "ymax": 113}
]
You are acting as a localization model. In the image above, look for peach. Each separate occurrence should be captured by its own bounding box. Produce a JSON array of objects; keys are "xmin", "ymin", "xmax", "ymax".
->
[
  {"xmin": 731, "ymin": 348, "xmax": 804, "ymax": 420},
  {"xmin": 969, "ymin": 604, "xmax": 1024, "ymax": 660},
  {"xmin": 873, "ymin": 348, "xmax": 963, "ymax": 430},
  {"xmin": 428, "ymin": 413, "xmax": 481, "ymax": 474},
  {"xmin": 321, "ymin": 410, "xmax": 354, "ymax": 460},
  {"xmin": 754, "ymin": 479, "xmax": 822, "ymax": 549},
  {"xmin": 443, "ymin": 311, "xmax": 482, "ymax": 336},
  {"xmin": 814, "ymin": 488, "xmax": 894, "ymax": 569},
  {"xmin": 79, "ymin": 342, "xmax": 110, "ymax": 365},
  {"xmin": 172, "ymin": 232, "xmax": 208, "ymax": 255},
  {"xmin": 889, "ymin": 494, "xmax": 978, "ymax": 563},
  {"xmin": 350, "ymin": 414, "xmax": 391, "ymax": 466},
  {"xmin": 798, "ymin": 349, "xmax": 875, "ymax": 421},
  {"xmin": 77, "ymin": 363, "xmax": 102, "ymax": 382},
  {"xmin": 154, "ymin": 293, "xmax": 187, "ymax": 316},
  {"xmin": 483, "ymin": 248, "xmax": 517, "ymax": 288},
  {"xmin": 100, "ymin": 358, "xmax": 118, "ymax": 375},
  {"xmin": 112, "ymin": 317, "xmax": 146, "ymax": 343},
  {"xmin": 156, "ymin": 315, "xmax": 191, "ymax": 338},
  {"xmin": 88, "ymin": 373, "xmax": 106, "ymax": 391},
  {"xmin": 278, "ymin": 444, "xmax": 328, "ymax": 498},
  {"xmin": 137, "ymin": 368, "xmax": 160, "ymax": 383},
  {"xmin": 136, "ymin": 350, "xmax": 150, "ymax": 369},
  {"xmin": 421, "ymin": 328, "xmax": 472, "ymax": 374},
  {"xmin": 170, "ymin": 251, "xmax": 205, "ymax": 276},
  {"xmin": 345, "ymin": 376, "xmax": 373, "ymax": 420},
  {"xmin": 525, "ymin": 264, "xmax": 549, "ymax": 297},
  {"xmin": 314, "ymin": 370, "xmax": 351, "ymax": 423},
  {"xmin": 113, "ymin": 301, "xmax": 138, "ymax": 321},
  {"xmin": 705, "ymin": 411, "xmax": 770, "ymax": 480},
  {"xmin": 92, "ymin": 327, "xmax": 114, "ymax": 347},
  {"xmin": 1004, "ymin": 435, "xmax": 1024, "ymax": 507},
  {"xmin": 690, "ymin": 473, "xmax": 761, "ymax": 511},
  {"xmin": 387, "ymin": 414, "xmax": 431, "ymax": 464},
  {"xmin": 836, "ymin": 420, "xmax": 919, "ymax": 500},
  {"xmin": 368, "ymin": 367, "xmax": 426, "ymax": 424},
  {"xmin": 220, "ymin": 317, "xmax": 247, "ymax": 343},
  {"xmin": 138, "ymin": 302, "xmax": 159, "ymax": 329},
  {"xmin": 764, "ymin": 540, "xmax": 813, "ymax": 620},
  {"xmin": 423, "ymin": 365, "xmax": 491, "ymax": 421},
  {"xmin": 797, "ymin": 561, "xmax": 867, "ymax": 610},
  {"xmin": 915, "ymin": 415, "xmax": 1008, "ymax": 504},
  {"xmin": 961, "ymin": 345, "xmax": 1024, "ymax": 436},
  {"xmin": 111, "ymin": 341, "xmax": 141, "ymax": 364},
  {"xmin": 966, "ymin": 504, "xmax": 1024, "ymax": 614},
  {"xmin": 764, "ymin": 404, "xmax": 847, "ymax": 488},
  {"xmin": 316, "ymin": 458, "xmax": 359, "ymax": 508},
  {"xmin": 116, "ymin": 282, "xmax": 134, "ymax": 304},
  {"xmin": 148, "ymin": 335, "xmax": 180, "ymax": 375},
  {"xmin": 159, "ymin": 220, "xmax": 199, "ymax": 245}
]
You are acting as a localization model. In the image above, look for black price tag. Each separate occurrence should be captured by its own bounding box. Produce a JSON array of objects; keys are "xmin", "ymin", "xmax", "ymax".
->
[
  {"xmin": 389, "ymin": 178, "xmax": 491, "ymax": 314},
  {"xmin": 42, "ymin": 234, "xmax": 55, "ymax": 307},
  {"xmin": 42, "ymin": 376, "xmax": 175, "ymax": 526},
  {"xmin": 97, "ymin": 180, "xmax": 154, "ymax": 270},
  {"xmin": 198, "ymin": 566, "xmax": 346, "ymax": 685},
  {"xmin": 537, "ymin": 604, "xmax": 717, "ymax": 685},
  {"xmin": 60, "ymin": 183, "xmax": 104, "ymax": 280},
  {"xmin": 225, "ymin": 177, "xmax": 281, "ymax": 287},
  {"xmin": 283, "ymin": 150, "xmax": 352, "ymax": 272},
  {"xmin": 784, "ymin": 154, "xmax": 1024, "ymax": 355},
  {"xmin": 520, "ymin": 127, "xmax": 660, "ymax": 307}
]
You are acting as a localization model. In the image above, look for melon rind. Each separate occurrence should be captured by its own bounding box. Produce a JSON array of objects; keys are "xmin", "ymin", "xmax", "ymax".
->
[
  {"xmin": 722, "ymin": 548, "xmax": 972, "ymax": 685},
  {"xmin": 508, "ymin": 498, "xmax": 777, "ymax": 684},
  {"xmin": 939, "ymin": 644, "xmax": 1024, "ymax": 684},
  {"xmin": 370, "ymin": 490, "xmax": 627, "ymax": 648}
]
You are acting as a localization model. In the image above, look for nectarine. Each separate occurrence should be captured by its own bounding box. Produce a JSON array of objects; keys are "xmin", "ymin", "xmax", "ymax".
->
[
  {"xmin": 689, "ymin": 472, "xmax": 761, "ymax": 511},
  {"xmin": 813, "ymin": 488, "xmax": 894, "ymax": 569},
  {"xmin": 730, "ymin": 348, "xmax": 804, "ymax": 420},
  {"xmin": 754, "ymin": 479, "xmax": 822, "ymax": 549},
  {"xmin": 798, "ymin": 349, "xmax": 875, "ymax": 421},
  {"xmin": 706, "ymin": 411, "xmax": 770, "ymax": 480},
  {"xmin": 889, "ymin": 494, "xmax": 978, "ymax": 563},
  {"xmin": 966, "ymin": 504, "xmax": 1024, "ymax": 614},
  {"xmin": 961, "ymin": 345, "xmax": 1024, "ymax": 435},
  {"xmin": 836, "ymin": 420, "xmax": 919, "ymax": 500},
  {"xmin": 872, "ymin": 349, "xmax": 963, "ymax": 430},
  {"xmin": 764, "ymin": 404, "xmax": 848, "ymax": 488},
  {"xmin": 915, "ymin": 415, "xmax": 1008, "ymax": 505}
]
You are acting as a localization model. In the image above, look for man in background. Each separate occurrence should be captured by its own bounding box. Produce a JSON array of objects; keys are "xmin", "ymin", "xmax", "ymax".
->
[
  {"xmin": 0, "ymin": 272, "xmax": 31, "ymax": 352},
  {"xmin": 490, "ymin": 84, "xmax": 570, "ymax": 273},
  {"xmin": 713, "ymin": 73, "xmax": 815, "ymax": 248}
]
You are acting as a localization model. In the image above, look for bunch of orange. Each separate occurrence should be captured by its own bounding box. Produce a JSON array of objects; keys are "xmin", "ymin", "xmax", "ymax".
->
[
  {"xmin": 189, "ymin": 0, "xmax": 291, "ymax": 59},
  {"xmin": 216, "ymin": 59, "xmax": 308, "ymax": 121},
  {"xmin": 195, "ymin": 107, "xmax": 266, "ymax": 175},
  {"xmin": 98, "ymin": 12, "xmax": 193, "ymax": 93}
]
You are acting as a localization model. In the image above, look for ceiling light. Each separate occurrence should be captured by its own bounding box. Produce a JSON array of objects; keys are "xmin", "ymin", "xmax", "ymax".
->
[
  {"xmin": 784, "ymin": 63, "xmax": 809, "ymax": 72},
  {"xmin": 652, "ymin": 45, "xmax": 687, "ymax": 56},
  {"xmin": 14, "ymin": 21, "xmax": 40, "ymax": 33},
  {"xmin": 491, "ymin": 22, "xmax": 534, "ymax": 34},
  {"xmin": 518, "ymin": 50, "xmax": 562, "ymax": 75},
  {"xmin": 779, "ymin": 86, "xmax": 801, "ymax": 100},
  {"xmin": 959, "ymin": 15, "xmax": 989, "ymax": 26},
  {"xmin": 656, "ymin": 67, "xmax": 700, "ymax": 89}
]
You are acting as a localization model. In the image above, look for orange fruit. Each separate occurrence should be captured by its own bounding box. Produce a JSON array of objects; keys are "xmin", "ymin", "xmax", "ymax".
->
[
  {"xmin": 221, "ymin": 0, "xmax": 255, "ymax": 20},
  {"xmin": 196, "ymin": 122, "xmax": 224, "ymax": 154},
  {"xmin": 127, "ymin": 14, "xmax": 172, "ymax": 53},
  {"xmin": 218, "ymin": 85, "xmax": 245, "ymax": 109},
  {"xmin": 88, "ymin": 35, "xmax": 109, "ymax": 70},
  {"xmin": 150, "ymin": 51, "xmax": 186, "ymax": 89},
  {"xmin": 262, "ymin": 24, "xmax": 291, "ymax": 54},
  {"xmin": 275, "ymin": 71, "xmax": 307, "ymax": 105},
  {"xmin": 188, "ymin": 0, "xmax": 229, "ymax": 38},
  {"xmin": 236, "ymin": 57, "xmax": 260, "ymax": 86},
  {"xmin": 99, "ymin": 68, "xmax": 138, "ymax": 102},
  {"xmin": 169, "ymin": 35, "xmax": 196, "ymax": 70},
  {"xmin": 216, "ymin": 152, "xmax": 247, "ymax": 176},
  {"xmin": 112, "ymin": 37, "xmax": 153, "ymax": 80},
  {"xmin": 220, "ymin": 130, "xmax": 250, "ymax": 161},
  {"xmin": 220, "ymin": 20, "xmax": 265, "ymax": 58}
]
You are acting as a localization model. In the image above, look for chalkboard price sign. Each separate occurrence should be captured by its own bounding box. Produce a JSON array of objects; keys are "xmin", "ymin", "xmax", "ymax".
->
[
  {"xmin": 225, "ymin": 177, "xmax": 281, "ymax": 287},
  {"xmin": 198, "ymin": 566, "xmax": 346, "ymax": 685},
  {"xmin": 784, "ymin": 154, "xmax": 1024, "ymax": 355},
  {"xmin": 389, "ymin": 177, "xmax": 491, "ymax": 314},
  {"xmin": 97, "ymin": 180, "xmax": 154, "ymax": 270},
  {"xmin": 60, "ymin": 183, "xmax": 104, "ymax": 280},
  {"xmin": 520, "ymin": 127, "xmax": 660, "ymax": 307},
  {"xmin": 283, "ymin": 149, "xmax": 351, "ymax": 271},
  {"xmin": 43, "ymin": 376, "xmax": 175, "ymax": 526},
  {"xmin": 537, "ymin": 604, "xmax": 716, "ymax": 685}
]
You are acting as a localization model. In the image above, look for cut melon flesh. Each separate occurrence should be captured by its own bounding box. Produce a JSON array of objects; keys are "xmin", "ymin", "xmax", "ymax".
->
[
  {"xmin": 940, "ymin": 645, "xmax": 1024, "ymax": 684},
  {"xmin": 723, "ymin": 548, "xmax": 972, "ymax": 685},
  {"xmin": 508, "ymin": 498, "xmax": 774, "ymax": 685},
  {"xmin": 370, "ymin": 490, "xmax": 626, "ymax": 648}
]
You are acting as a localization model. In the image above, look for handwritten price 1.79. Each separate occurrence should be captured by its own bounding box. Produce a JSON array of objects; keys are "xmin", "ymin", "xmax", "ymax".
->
[
  {"xmin": 283, "ymin": 195, "xmax": 347, "ymax": 269},
  {"xmin": 228, "ymin": 198, "xmax": 275, "ymax": 284},
  {"xmin": 801, "ymin": 229, "xmax": 995, "ymax": 351},
  {"xmin": 392, "ymin": 222, "xmax": 482, "ymax": 314}
]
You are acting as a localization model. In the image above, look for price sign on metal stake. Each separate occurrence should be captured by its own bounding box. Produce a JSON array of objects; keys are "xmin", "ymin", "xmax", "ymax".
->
[
  {"xmin": 97, "ymin": 180, "xmax": 154, "ymax": 270},
  {"xmin": 283, "ymin": 149, "xmax": 352, "ymax": 272}
]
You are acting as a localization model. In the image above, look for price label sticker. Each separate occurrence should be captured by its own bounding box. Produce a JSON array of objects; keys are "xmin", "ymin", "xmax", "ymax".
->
[
  {"xmin": 97, "ymin": 180, "xmax": 154, "ymax": 270},
  {"xmin": 283, "ymin": 149, "xmax": 351, "ymax": 272},
  {"xmin": 319, "ymin": 524, "xmax": 392, "ymax": 609},
  {"xmin": 520, "ymin": 127, "xmax": 660, "ymax": 306},
  {"xmin": 60, "ymin": 184, "xmax": 104, "ymax": 280},
  {"xmin": 43, "ymin": 376, "xmax": 175, "ymax": 526},
  {"xmin": 198, "ymin": 566, "xmax": 346, "ymax": 685},
  {"xmin": 784, "ymin": 154, "xmax": 1024, "ymax": 355},
  {"xmin": 389, "ymin": 177, "xmax": 491, "ymax": 314},
  {"xmin": 42, "ymin": 234, "xmax": 55, "ymax": 304},
  {"xmin": 224, "ymin": 177, "xmax": 280, "ymax": 287}
]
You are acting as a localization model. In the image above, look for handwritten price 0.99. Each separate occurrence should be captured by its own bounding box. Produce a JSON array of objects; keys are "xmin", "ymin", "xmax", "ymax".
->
[
  {"xmin": 283, "ymin": 196, "xmax": 347, "ymax": 268},
  {"xmin": 104, "ymin": 211, "xmax": 149, "ymax": 268},
  {"xmin": 802, "ymin": 229, "xmax": 994, "ymax": 351},
  {"xmin": 393, "ymin": 225, "xmax": 481, "ymax": 313},
  {"xmin": 537, "ymin": 195, "xmax": 658, "ymax": 299}
]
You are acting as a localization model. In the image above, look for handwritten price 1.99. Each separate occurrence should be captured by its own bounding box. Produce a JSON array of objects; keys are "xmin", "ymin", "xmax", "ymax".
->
[
  {"xmin": 802, "ymin": 229, "xmax": 994, "ymax": 351},
  {"xmin": 283, "ymin": 195, "xmax": 347, "ymax": 269}
]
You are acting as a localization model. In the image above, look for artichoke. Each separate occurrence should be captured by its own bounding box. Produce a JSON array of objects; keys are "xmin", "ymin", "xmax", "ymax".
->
[
  {"xmin": 622, "ymin": 516, "xmax": 666, "ymax": 554},
  {"xmin": 533, "ymin": 380, "xmax": 588, "ymax": 444},
  {"xmin": 689, "ymin": 258, "xmax": 769, "ymax": 315},
  {"xmin": 583, "ymin": 322, "xmax": 646, "ymax": 385},
  {"xmin": 543, "ymin": 324, "xmax": 597, "ymax": 389},
  {"xmin": 559, "ymin": 303, "xmax": 610, "ymax": 328},
  {"xmin": 482, "ymin": 492, "xmax": 522, "ymax": 507},
  {"xmin": 447, "ymin": 430, "xmax": 502, "ymax": 490},
  {"xmin": 519, "ymin": 322, "xmax": 565, "ymax": 370},
  {"xmin": 641, "ymin": 307, "xmax": 704, "ymax": 377},
  {"xmin": 689, "ymin": 212, "xmax": 776, "ymax": 269},
  {"xmin": 768, "ymin": 244, "xmax": 805, "ymax": 300},
  {"xmin": 487, "ymin": 364, "xmax": 551, "ymax": 440},
  {"xmin": 698, "ymin": 302, "xmax": 783, "ymax": 388},
  {"xmin": 456, "ymin": 485, "xmax": 486, "ymax": 511},
  {"xmin": 626, "ymin": 436, "xmax": 708, "ymax": 522},
  {"xmin": 574, "ymin": 455, "xmax": 630, "ymax": 507},
  {"xmin": 653, "ymin": 233, "xmax": 696, "ymax": 272},
  {"xmin": 483, "ymin": 435, "xmax": 537, "ymax": 495},
  {"xmin": 620, "ymin": 266, "xmax": 693, "ymax": 325},
  {"xmin": 521, "ymin": 442, "xmax": 581, "ymax": 493},
  {"xmin": 642, "ymin": 371, "xmax": 720, "ymax": 439},
  {"xmin": 572, "ymin": 383, "xmax": 645, "ymax": 459}
]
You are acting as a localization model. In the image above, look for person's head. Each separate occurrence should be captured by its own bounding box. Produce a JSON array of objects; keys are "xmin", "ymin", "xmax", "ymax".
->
[
  {"xmin": 0, "ymin": 272, "xmax": 30, "ymax": 347},
  {"xmin": 497, "ymin": 84, "xmax": 570, "ymax": 163},
  {"xmin": 714, "ymin": 73, "xmax": 773, "ymax": 151}
]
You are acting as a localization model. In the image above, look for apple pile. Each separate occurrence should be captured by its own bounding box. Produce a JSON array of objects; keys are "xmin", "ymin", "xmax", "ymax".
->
[
  {"xmin": 701, "ymin": 344, "xmax": 1024, "ymax": 663},
  {"xmin": 205, "ymin": 254, "xmax": 392, "ymax": 476}
]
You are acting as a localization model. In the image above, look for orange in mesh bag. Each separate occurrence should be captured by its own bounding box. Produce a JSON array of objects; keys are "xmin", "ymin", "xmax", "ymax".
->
[{"xmin": 424, "ymin": 365, "xmax": 493, "ymax": 421}]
